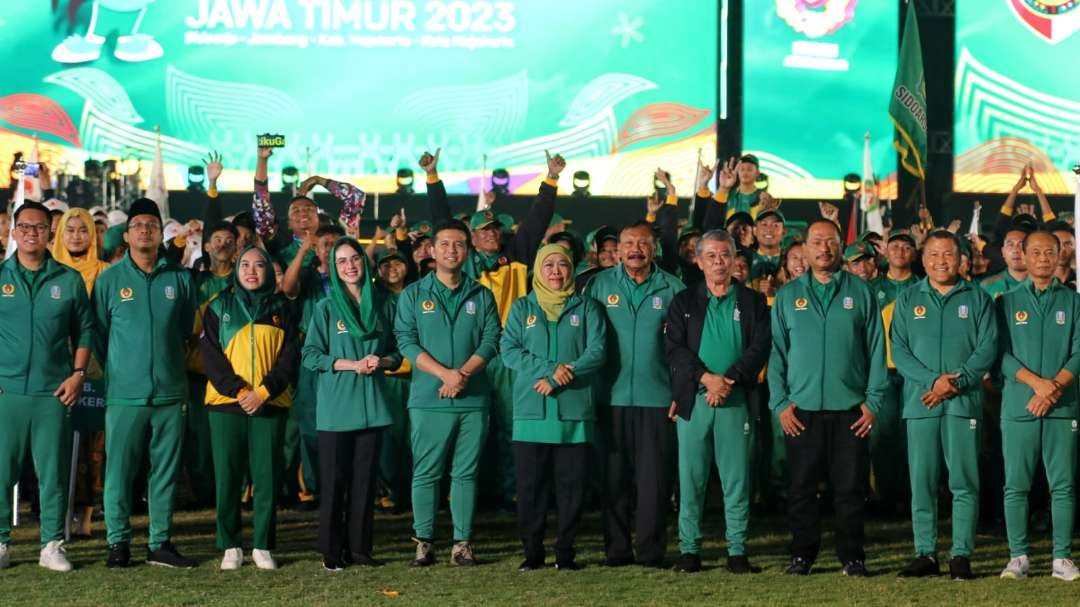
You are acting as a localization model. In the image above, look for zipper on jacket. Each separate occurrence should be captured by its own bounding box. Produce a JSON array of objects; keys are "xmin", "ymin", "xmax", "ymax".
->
[{"xmin": 146, "ymin": 271, "xmax": 156, "ymax": 401}]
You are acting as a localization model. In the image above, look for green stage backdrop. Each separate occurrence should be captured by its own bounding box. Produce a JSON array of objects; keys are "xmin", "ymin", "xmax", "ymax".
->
[
  {"xmin": 0, "ymin": 0, "xmax": 721, "ymax": 196},
  {"xmin": 743, "ymin": 0, "xmax": 897, "ymax": 200},
  {"xmin": 954, "ymin": 0, "xmax": 1080, "ymax": 195}
]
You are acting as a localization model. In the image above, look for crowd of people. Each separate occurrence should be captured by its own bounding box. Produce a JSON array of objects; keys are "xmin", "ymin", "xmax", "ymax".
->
[{"xmin": 1, "ymin": 148, "xmax": 1078, "ymax": 584}]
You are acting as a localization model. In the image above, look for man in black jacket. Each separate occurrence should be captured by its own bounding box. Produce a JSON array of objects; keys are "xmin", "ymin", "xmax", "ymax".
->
[{"xmin": 665, "ymin": 229, "xmax": 771, "ymax": 574}]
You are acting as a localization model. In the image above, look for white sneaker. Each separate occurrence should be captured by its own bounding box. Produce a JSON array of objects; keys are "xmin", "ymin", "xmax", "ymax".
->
[
  {"xmin": 1000, "ymin": 555, "xmax": 1029, "ymax": 579},
  {"xmin": 39, "ymin": 540, "xmax": 73, "ymax": 572},
  {"xmin": 1053, "ymin": 558, "xmax": 1080, "ymax": 581},
  {"xmin": 0, "ymin": 543, "xmax": 9, "ymax": 569},
  {"xmin": 220, "ymin": 547, "xmax": 243, "ymax": 571},
  {"xmin": 252, "ymin": 549, "xmax": 277, "ymax": 570}
]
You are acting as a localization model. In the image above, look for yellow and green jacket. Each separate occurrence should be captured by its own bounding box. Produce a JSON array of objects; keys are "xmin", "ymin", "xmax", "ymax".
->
[{"xmin": 200, "ymin": 288, "xmax": 301, "ymax": 410}]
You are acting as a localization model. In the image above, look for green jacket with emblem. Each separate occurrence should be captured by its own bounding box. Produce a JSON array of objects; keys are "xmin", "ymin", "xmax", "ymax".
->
[
  {"xmin": 500, "ymin": 292, "xmax": 607, "ymax": 421},
  {"xmin": 584, "ymin": 264, "xmax": 686, "ymax": 408},
  {"xmin": 92, "ymin": 253, "xmax": 196, "ymax": 406},
  {"xmin": 768, "ymin": 270, "xmax": 888, "ymax": 414},
  {"xmin": 302, "ymin": 297, "xmax": 401, "ymax": 431},
  {"xmin": 890, "ymin": 278, "xmax": 998, "ymax": 419},
  {"xmin": 0, "ymin": 255, "xmax": 94, "ymax": 397},
  {"xmin": 393, "ymin": 273, "xmax": 501, "ymax": 410},
  {"xmin": 996, "ymin": 280, "xmax": 1080, "ymax": 421}
]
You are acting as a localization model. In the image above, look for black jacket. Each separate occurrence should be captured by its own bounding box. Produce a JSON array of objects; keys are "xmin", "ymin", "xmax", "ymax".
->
[{"xmin": 664, "ymin": 281, "xmax": 771, "ymax": 420}]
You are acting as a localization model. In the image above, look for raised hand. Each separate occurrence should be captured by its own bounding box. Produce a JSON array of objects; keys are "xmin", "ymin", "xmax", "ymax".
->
[
  {"xmin": 759, "ymin": 191, "xmax": 780, "ymax": 212},
  {"xmin": 818, "ymin": 201, "xmax": 840, "ymax": 224},
  {"xmin": 645, "ymin": 193, "xmax": 662, "ymax": 216},
  {"xmin": 297, "ymin": 175, "xmax": 325, "ymax": 197},
  {"xmin": 696, "ymin": 159, "xmax": 718, "ymax": 192},
  {"xmin": 205, "ymin": 151, "xmax": 223, "ymax": 183},
  {"xmin": 389, "ymin": 208, "xmax": 406, "ymax": 231},
  {"xmin": 257, "ymin": 146, "xmax": 273, "ymax": 160},
  {"xmin": 946, "ymin": 219, "xmax": 962, "ymax": 233},
  {"xmin": 545, "ymin": 149, "xmax": 566, "ymax": 179},
  {"xmin": 479, "ymin": 190, "xmax": 496, "ymax": 210},
  {"xmin": 1011, "ymin": 168, "xmax": 1028, "ymax": 193},
  {"xmin": 419, "ymin": 148, "xmax": 441, "ymax": 175},
  {"xmin": 717, "ymin": 157, "xmax": 738, "ymax": 190}
]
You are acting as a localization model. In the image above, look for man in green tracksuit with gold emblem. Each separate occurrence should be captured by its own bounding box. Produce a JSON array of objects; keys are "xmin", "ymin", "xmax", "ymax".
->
[
  {"xmin": 585, "ymin": 221, "xmax": 685, "ymax": 568},
  {"xmin": 0, "ymin": 201, "xmax": 93, "ymax": 572},
  {"xmin": 890, "ymin": 231, "xmax": 997, "ymax": 580},
  {"xmin": 394, "ymin": 220, "xmax": 501, "ymax": 567},
  {"xmin": 769, "ymin": 219, "xmax": 887, "ymax": 577},
  {"xmin": 665, "ymin": 230, "xmax": 771, "ymax": 574},
  {"xmin": 93, "ymin": 199, "xmax": 197, "ymax": 569},
  {"xmin": 996, "ymin": 230, "xmax": 1080, "ymax": 582}
]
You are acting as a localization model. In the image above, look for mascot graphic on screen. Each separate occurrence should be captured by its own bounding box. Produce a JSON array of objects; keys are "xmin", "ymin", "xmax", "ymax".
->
[{"xmin": 52, "ymin": 0, "xmax": 163, "ymax": 64}]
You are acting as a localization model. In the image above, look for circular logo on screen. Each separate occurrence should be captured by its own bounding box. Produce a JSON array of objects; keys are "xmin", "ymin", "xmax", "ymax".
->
[
  {"xmin": 1011, "ymin": 0, "xmax": 1080, "ymax": 43},
  {"xmin": 776, "ymin": 0, "xmax": 858, "ymax": 39}
]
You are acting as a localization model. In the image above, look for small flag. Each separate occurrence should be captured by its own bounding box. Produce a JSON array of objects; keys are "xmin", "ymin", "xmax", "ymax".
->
[
  {"xmin": 860, "ymin": 133, "xmax": 883, "ymax": 234},
  {"xmin": 146, "ymin": 126, "xmax": 170, "ymax": 220}
]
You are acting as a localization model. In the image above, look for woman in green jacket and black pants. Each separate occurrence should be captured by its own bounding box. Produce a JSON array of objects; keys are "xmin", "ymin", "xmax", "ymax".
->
[
  {"xmin": 302, "ymin": 238, "xmax": 401, "ymax": 571},
  {"xmin": 501, "ymin": 244, "xmax": 606, "ymax": 571}
]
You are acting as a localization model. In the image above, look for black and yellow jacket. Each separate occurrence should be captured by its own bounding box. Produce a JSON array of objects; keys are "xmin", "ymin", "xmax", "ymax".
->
[{"xmin": 200, "ymin": 287, "xmax": 301, "ymax": 411}]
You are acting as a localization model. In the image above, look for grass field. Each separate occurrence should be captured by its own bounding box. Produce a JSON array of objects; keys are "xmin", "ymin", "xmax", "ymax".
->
[{"xmin": 3, "ymin": 504, "xmax": 1079, "ymax": 605}]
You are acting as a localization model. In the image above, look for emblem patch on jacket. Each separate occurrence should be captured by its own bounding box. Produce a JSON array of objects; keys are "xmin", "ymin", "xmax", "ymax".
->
[
  {"xmin": 119, "ymin": 287, "xmax": 134, "ymax": 302},
  {"xmin": 606, "ymin": 294, "xmax": 620, "ymax": 307},
  {"xmin": 421, "ymin": 300, "xmax": 436, "ymax": 313},
  {"xmin": 0, "ymin": 284, "xmax": 13, "ymax": 297},
  {"xmin": 913, "ymin": 305, "xmax": 926, "ymax": 319},
  {"xmin": 652, "ymin": 296, "xmax": 663, "ymax": 310},
  {"xmin": 958, "ymin": 305, "xmax": 969, "ymax": 319},
  {"xmin": 50, "ymin": 285, "xmax": 61, "ymax": 300},
  {"xmin": 1056, "ymin": 310, "xmax": 1067, "ymax": 325},
  {"xmin": 1014, "ymin": 310, "xmax": 1029, "ymax": 325},
  {"xmin": 336, "ymin": 320, "xmax": 348, "ymax": 334},
  {"xmin": 165, "ymin": 286, "xmax": 176, "ymax": 300},
  {"xmin": 465, "ymin": 300, "xmax": 476, "ymax": 315},
  {"xmin": 526, "ymin": 314, "xmax": 537, "ymax": 328},
  {"xmin": 794, "ymin": 297, "xmax": 808, "ymax": 311},
  {"xmin": 843, "ymin": 296, "xmax": 854, "ymax": 310},
  {"xmin": 570, "ymin": 314, "xmax": 580, "ymax": 327}
]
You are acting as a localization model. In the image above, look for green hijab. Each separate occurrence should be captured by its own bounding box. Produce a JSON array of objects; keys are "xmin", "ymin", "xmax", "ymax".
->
[
  {"xmin": 233, "ymin": 245, "xmax": 277, "ymax": 318},
  {"xmin": 532, "ymin": 244, "xmax": 575, "ymax": 321},
  {"xmin": 328, "ymin": 237, "xmax": 379, "ymax": 340}
]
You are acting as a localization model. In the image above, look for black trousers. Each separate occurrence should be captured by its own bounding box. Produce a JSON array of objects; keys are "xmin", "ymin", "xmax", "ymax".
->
[
  {"xmin": 318, "ymin": 428, "xmax": 381, "ymax": 559},
  {"xmin": 603, "ymin": 406, "xmax": 674, "ymax": 563},
  {"xmin": 513, "ymin": 441, "xmax": 588, "ymax": 562},
  {"xmin": 784, "ymin": 407, "xmax": 869, "ymax": 564}
]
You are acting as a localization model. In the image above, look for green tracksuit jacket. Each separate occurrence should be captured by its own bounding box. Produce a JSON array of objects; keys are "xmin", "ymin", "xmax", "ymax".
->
[
  {"xmin": 301, "ymin": 297, "xmax": 402, "ymax": 431},
  {"xmin": 393, "ymin": 273, "xmax": 501, "ymax": 410},
  {"xmin": 996, "ymin": 280, "xmax": 1080, "ymax": 421},
  {"xmin": 0, "ymin": 255, "xmax": 94, "ymax": 396},
  {"xmin": 768, "ymin": 270, "xmax": 888, "ymax": 414},
  {"xmin": 890, "ymin": 279, "xmax": 998, "ymax": 419},
  {"xmin": 499, "ymin": 292, "xmax": 607, "ymax": 422},
  {"xmin": 92, "ymin": 253, "xmax": 196, "ymax": 405},
  {"xmin": 585, "ymin": 264, "xmax": 686, "ymax": 407}
]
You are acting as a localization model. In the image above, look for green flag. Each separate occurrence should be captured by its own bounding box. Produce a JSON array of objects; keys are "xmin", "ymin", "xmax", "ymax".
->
[{"xmin": 889, "ymin": 0, "xmax": 927, "ymax": 180}]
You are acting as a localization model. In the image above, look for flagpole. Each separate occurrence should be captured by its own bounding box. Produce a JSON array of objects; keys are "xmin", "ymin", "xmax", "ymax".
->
[
  {"xmin": 690, "ymin": 147, "xmax": 702, "ymax": 225},
  {"xmin": 1073, "ymin": 162, "xmax": 1079, "ymax": 293}
]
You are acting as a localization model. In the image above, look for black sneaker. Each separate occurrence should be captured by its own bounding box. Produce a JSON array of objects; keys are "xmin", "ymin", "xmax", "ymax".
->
[
  {"xmin": 323, "ymin": 556, "xmax": 345, "ymax": 572},
  {"xmin": 842, "ymin": 560, "xmax": 870, "ymax": 577},
  {"xmin": 146, "ymin": 541, "xmax": 195, "ymax": 569},
  {"xmin": 727, "ymin": 555, "xmax": 759, "ymax": 574},
  {"xmin": 949, "ymin": 556, "xmax": 974, "ymax": 580},
  {"xmin": 106, "ymin": 543, "xmax": 132, "ymax": 568},
  {"xmin": 786, "ymin": 556, "xmax": 813, "ymax": 576},
  {"xmin": 603, "ymin": 555, "xmax": 635, "ymax": 567},
  {"xmin": 554, "ymin": 558, "xmax": 581, "ymax": 571},
  {"xmin": 898, "ymin": 555, "xmax": 939, "ymax": 577},
  {"xmin": 349, "ymin": 553, "xmax": 384, "ymax": 567},
  {"xmin": 518, "ymin": 558, "xmax": 545, "ymax": 571},
  {"xmin": 673, "ymin": 553, "xmax": 702, "ymax": 573}
]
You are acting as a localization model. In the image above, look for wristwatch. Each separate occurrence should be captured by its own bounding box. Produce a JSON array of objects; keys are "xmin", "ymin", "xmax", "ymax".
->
[{"xmin": 72, "ymin": 368, "xmax": 86, "ymax": 378}]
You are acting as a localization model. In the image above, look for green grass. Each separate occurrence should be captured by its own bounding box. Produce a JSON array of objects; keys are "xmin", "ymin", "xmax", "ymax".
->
[{"xmin": 3, "ymin": 505, "xmax": 1078, "ymax": 605}]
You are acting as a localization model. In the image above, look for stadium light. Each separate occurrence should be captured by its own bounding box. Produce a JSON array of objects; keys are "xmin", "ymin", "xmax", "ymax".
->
[
  {"xmin": 396, "ymin": 168, "xmax": 415, "ymax": 195},
  {"xmin": 572, "ymin": 170, "xmax": 591, "ymax": 198},
  {"xmin": 492, "ymin": 168, "xmax": 510, "ymax": 195}
]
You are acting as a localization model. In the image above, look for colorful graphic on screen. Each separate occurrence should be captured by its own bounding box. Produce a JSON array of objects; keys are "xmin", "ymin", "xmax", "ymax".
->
[
  {"xmin": 743, "ymin": 0, "xmax": 898, "ymax": 200},
  {"xmin": 0, "ymin": 0, "xmax": 722, "ymax": 196},
  {"xmin": 954, "ymin": 0, "xmax": 1080, "ymax": 194}
]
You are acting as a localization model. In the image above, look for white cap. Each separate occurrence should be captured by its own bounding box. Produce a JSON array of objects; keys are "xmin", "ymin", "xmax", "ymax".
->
[
  {"xmin": 88, "ymin": 205, "xmax": 108, "ymax": 221},
  {"xmin": 43, "ymin": 198, "xmax": 69, "ymax": 213},
  {"xmin": 107, "ymin": 209, "xmax": 128, "ymax": 227},
  {"xmin": 163, "ymin": 219, "xmax": 182, "ymax": 242}
]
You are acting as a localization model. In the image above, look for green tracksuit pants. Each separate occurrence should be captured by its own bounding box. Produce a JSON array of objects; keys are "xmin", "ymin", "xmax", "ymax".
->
[
  {"xmin": 0, "ymin": 394, "xmax": 71, "ymax": 546},
  {"xmin": 906, "ymin": 416, "xmax": 980, "ymax": 558},
  {"xmin": 484, "ymin": 357, "xmax": 516, "ymax": 507},
  {"xmin": 104, "ymin": 403, "xmax": 184, "ymax": 550},
  {"xmin": 1002, "ymin": 417, "xmax": 1077, "ymax": 559},
  {"xmin": 410, "ymin": 409, "xmax": 488, "ymax": 541},
  {"xmin": 183, "ymin": 374, "xmax": 215, "ymax": 504},
  {"xmin": 870, "ymin": 373, "xmax": 907, "ymax": 510},
  {"xmin": 377, "ymin": 375, "xmax": 411, "ymax": 507},
  {"xmin": 676, "ymin": 402, "xmax": 751, "ymax": 556},
  {"xmin": 292, "ymin": 366, "xmax": 320, "ymax": 499},
  {"xmin": 208, "ymin": 407, "xmax": 287, "ymax": 551}
]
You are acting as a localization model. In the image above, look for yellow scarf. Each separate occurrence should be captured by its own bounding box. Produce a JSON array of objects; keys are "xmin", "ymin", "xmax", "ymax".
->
[
  {"xmin": 532, "ymin": 244, "xmax": 575, "ymax": 321},
  {"xmin": 51, "ymin": 208, "xmax": 109, "ymax": 294}
]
